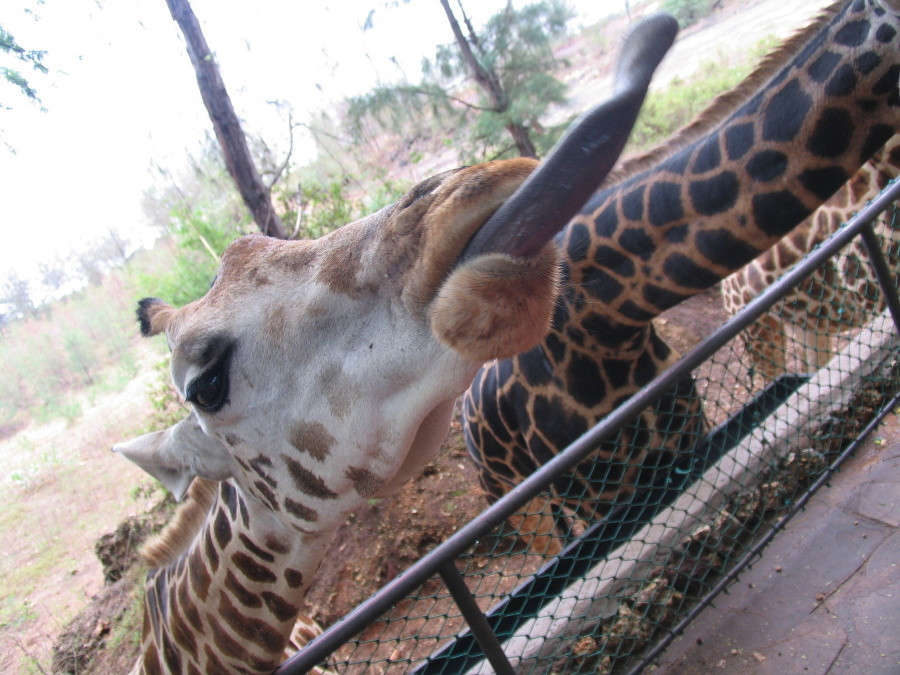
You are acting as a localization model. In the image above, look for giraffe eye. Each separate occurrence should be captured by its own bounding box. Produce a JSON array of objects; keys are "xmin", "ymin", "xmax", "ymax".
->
[{"xmin": 186, "ymin": 346, "xmax": 233, "ymax": 412}]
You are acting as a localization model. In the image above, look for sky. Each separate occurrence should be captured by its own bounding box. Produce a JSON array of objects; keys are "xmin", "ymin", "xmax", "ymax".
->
[{"xmin": 0, "ymin": 0, "xmax": 617, "ymax": 286}]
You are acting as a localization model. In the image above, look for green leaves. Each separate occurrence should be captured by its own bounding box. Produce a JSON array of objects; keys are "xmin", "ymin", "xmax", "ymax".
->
[
  {"xmin": 347, "ymin": 0, "xmax": 575, "ymax": 164},
  {"xmin": 0, "ymin": 24, "xmax": 48, "ymax": 110},
  {"xmin": 660, "ymin": 0, "xmax": 712, "ymax": 28}
]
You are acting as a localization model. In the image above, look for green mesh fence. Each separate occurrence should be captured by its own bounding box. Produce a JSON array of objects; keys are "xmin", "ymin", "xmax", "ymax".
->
[{"xmin": 284, "ymin": 183, "xmax": 900, "ymax": 675}]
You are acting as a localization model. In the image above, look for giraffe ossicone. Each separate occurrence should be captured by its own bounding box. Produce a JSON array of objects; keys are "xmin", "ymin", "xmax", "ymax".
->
[{"xmin": 112, "ymin": 14, "xmax": 678, "ymax": 675}]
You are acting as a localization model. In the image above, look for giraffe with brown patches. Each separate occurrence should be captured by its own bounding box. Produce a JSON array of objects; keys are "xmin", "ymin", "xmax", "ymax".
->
[
  {"xmin": 720, "ymin": 134, "xmax": 900, "ymax": 379},
  {"xmin": 137, "ymin": 479, "xmax": 335, "ymax": 674},
  {"xmin": 463, "ymin": 0, "xmax": 900, "ymax": 555},
  {"xmin": 113, "ymin": 15, "xmax": 679, "ymax": 674}
]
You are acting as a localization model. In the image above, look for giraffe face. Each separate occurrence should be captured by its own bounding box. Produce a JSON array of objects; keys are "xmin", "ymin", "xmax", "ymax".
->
[{"xmin": 114, "ymin": 160, "xmax": 568, "ymax": 532}]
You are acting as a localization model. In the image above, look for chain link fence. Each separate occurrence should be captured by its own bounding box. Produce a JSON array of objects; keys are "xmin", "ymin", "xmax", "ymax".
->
[{"xmin": 276, "ymin": 177, "xmax": 900, "ymax": 675}]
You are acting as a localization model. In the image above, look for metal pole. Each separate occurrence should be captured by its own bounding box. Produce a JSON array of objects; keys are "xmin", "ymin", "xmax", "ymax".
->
[
  {"xmin": 860, "ymin": 220, "xmax": 900, "ymax": 335},
  {"xmin": 438, "ymin": 561, "xmax": 516, "ymax": 675}
]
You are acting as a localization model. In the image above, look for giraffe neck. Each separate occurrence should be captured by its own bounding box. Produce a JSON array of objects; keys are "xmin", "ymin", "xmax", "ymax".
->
[
  {"xmin": 136, "ymin": 482, "xmax": 327, "ymax": 675},
  {"xmin": 558, "ymin": 0, "xmax": 900, "ymax": 349},
  {"xmin": 787, "ymin": 133, "xmax": 900, "ymax": 257}
]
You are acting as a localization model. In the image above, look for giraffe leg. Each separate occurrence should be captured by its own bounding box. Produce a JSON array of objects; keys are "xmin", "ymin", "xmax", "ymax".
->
[
  {"xmin": 477, "ymin": 470, "xmax": 563, "ymax": 556},
  {"xmin": 799, "ymin": 322, "xmax": 834, "ymax": 373},
  {"xmin": 742, "ymin": 313, "xmax": 788, "ymax": 380},
  {"xmin": 507, "ymin": 495, "xmax": 564, "ymax": 557}
]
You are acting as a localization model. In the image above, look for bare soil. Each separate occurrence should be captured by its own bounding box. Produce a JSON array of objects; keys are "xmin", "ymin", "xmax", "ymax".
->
[{"xmin": 0, "ymin": 340, "xmax": 166, "ymax": 674}]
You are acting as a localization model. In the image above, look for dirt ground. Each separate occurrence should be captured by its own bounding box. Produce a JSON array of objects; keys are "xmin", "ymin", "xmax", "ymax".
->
[{"xmin": 0, "ymin": 340, "xmax": 165, "ymax": 674}]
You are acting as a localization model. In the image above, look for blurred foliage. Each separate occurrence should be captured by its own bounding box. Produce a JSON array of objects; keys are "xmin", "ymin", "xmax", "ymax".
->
[
  {"xmin": 627, "ymin": 36, "xmax": 779, "ymax": 152},
  {"xmin": 347, "ymin": 0, "xmax": 575, "ymax": 165},
  {"xmin": 0, "ymin": 22, "xmax": 47, "ymax": 108},
  {"xmin": 660, "ymin": 0, "xmax": 712, "ymax": 28},
  {"xmin": 0, "ymin": 273, "xmax": 139, "ymax": 425}
]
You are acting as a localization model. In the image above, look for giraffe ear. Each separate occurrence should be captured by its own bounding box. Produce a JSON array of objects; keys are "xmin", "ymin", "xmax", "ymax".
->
[
  {"xmin": 113, "ymin": 414, "xmax": 234, "ymax": 500},
  {"xmin": 137, "ymin": 297, "xmax": 177, "ymax": 337},
  {"xmin": 429, "ymin": 245, "xmax": 560, "ymax": 362}
]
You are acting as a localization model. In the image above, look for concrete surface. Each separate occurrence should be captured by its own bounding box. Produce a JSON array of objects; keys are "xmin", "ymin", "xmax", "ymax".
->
[{"xmin": 652, "ymin": 411, "xmax": 900, "ymax": 674}]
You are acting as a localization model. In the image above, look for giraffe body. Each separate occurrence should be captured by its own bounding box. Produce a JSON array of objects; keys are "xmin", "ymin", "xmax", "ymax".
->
[
  {"xmin": 464, "ymin": 0, "xmax": 900, "ymax": 554},
  {"xmin": 720, "ymin": 135, "xmax": 900, "ymax": 378},
  {"xmin": 112, "ymin": 15, "xmax": 679, "ymax": 673}
]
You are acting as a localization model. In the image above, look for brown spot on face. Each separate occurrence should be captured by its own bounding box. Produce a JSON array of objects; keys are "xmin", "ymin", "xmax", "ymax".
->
[
  {"xmin": 284, "ymin": 497, "xmax": 319, "ymax": 522},
  {"xmin": 247, "ymin": 265, "xmax": 271, "ymax": 287},
  {"xmin": 203, "ymin": 642, "xmax": 233, "ymax": 675},
  {"xmin": 316, "ymin": 225, "xmax": 377, "ymax": 297},
  {"xmin": 189, "ymin": 553, "xmax": 212, "ymax": 602},
  {"xmin": 264, "ymin": 304, "xmax": 289, "ymax": 346},
  {"xmin": 261, "ymin": 591, "xmax": 301, "ymax": 623},
  {"xmin": 171, "ymin": 611, "xmax": 198, "ymax": 657},
  {"xmin": 238, "ymin": 533, "xmax": 276, "ymax": 562},
  {"xmin": 270, "ymin": 239, "xmax": 318, "ymax": 275},
  {"xmin": 289, "ymin": 420, "xmax": 335, "ymax": 461},
  {"xmin": 225, "ymin": 569, "xmax": 262, "ymax": 609},
  {"xmin": 282, "ymin": 455, "xmax": 338, "ymax": 499},
  {"xmin": 265, "ymin": 536, "xmax": 290, "ymax": 555},
  {"xmin": 253, "ymin": 481, "xmax": 281, "ymax": 512},
  {"xmin": 224, "ymin": 433, "xmax": 245, "ymax": 447},
  {"xmin": 213, "ymin": 507, "xmax": 232, "ymax": 549},
  {"xmin": 251, "ymin": 458, "xmax": 278, "ymax": 488},
  {"xmin": 143, "ymin": 643, "xmax": 162, "ymax": 675},
  {"xmin": 320, "ymin": 363, "xmax": 356, "ymax": 420},
  {"xmin": 345, "ymin": 465, "xmax": 382, "ymax": 497},
  {"xmin": 231, "ymin": 551, "xmax": 277, "ymax": 584},
  {"xmin": 218, "ymin": 592, "xmax": 285, "ymax": 657},
  {"xmin": 284, "ymin": 568, "xmax": 304, "ymax": 589},
  {"xmin": 162, "ymin": 633, "xmax": 182, "ymax": 673}
]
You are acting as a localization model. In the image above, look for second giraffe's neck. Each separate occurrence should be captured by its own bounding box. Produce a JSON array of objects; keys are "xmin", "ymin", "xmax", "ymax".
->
[
  {"xmin": 558, "ymin": 0, "xmax": 899, "ymax": 345},
  {"xmin": 139, "ymin": 482, "xmax": 327, "ymax": 675}
]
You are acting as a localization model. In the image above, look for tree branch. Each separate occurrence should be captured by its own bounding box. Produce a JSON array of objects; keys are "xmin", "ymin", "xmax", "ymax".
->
[{"xmin": 164, "ymin": 0, "xmax": 286, "ymax": 238}]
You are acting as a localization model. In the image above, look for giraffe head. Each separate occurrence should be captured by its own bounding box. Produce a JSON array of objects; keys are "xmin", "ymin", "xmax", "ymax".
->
[
  {"xmin": 113, "ymin": 14, "xmax": 679, "ymax": 537},
  {"xmin": 117, "ymin": 161, "xmax": 564, "ymax": 517}
]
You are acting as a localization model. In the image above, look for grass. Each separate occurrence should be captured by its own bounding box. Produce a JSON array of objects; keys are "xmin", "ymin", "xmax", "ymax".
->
[
  {"xmin": 628, "ymin": 36, "xmax": 781, "ymax": 152},
  {"xmin": 0, "ymin": 596, "xmax": 37, "ymax": 631},
  {"xmin": 104, "ymin": 578, "xmax": 145, "ymax": 655},
  {"xmin": 0, "ymin": 343, "xmax": 164, "ymax": 673}
]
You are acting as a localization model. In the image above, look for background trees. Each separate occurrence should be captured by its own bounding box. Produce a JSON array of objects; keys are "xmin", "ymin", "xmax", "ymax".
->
[
  {"xmin": 348, "ymin": 0, "xmax": 575, "ymax": 164},
  {"xmin": 0, "ymin": 22, "xmax": 46, "ymax": 110},
  {"xmin": 1, "ymin": 8, "xmax": 48, "ymax": 151},
  {"xmin": 163, "ymin": 0, "xmax": 287, "ymax": 238}
]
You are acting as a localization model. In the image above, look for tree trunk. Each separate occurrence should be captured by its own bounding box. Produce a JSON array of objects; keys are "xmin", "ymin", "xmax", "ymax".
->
[
  {"xmin": 164, "ymin": 0, "xmax": 287, "ymax": 239},
  {"xmin": 506, "ymin": 123, "xmax": 537, "ymax": 158},
  {"xmin": 439, "ymin": 0, "xmax": 538, "ymax": 158}
]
